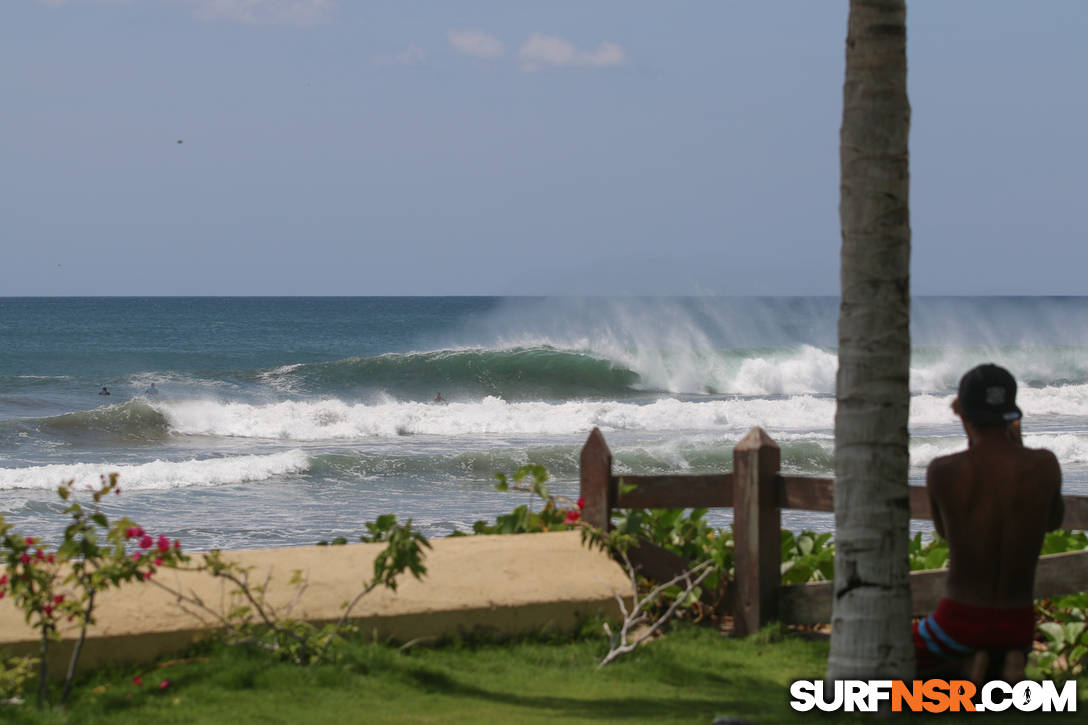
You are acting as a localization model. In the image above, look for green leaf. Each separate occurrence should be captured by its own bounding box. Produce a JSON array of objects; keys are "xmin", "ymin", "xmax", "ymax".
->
[
  {"xmin": 924, "ymin": 549, "xmax": 948, "ymax": 570},
  {"xmin": 1039, "ymin": 622, "xmax": 1066, "ymax": 644}
]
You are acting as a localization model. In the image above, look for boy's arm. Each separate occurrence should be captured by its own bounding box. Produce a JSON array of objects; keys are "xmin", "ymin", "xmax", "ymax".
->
[
  {"xmin": 1042, "ymin": 451, "xmax": 1064, "ymax": 531},
  {"xmin": 926, "ymin": 459, "xmax": 946, "ymax": 539}
]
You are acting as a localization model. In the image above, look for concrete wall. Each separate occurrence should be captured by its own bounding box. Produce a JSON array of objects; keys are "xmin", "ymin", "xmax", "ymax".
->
[{"xmin": 0, "ymin": 531, "xmax": 631, "ymax": 672}]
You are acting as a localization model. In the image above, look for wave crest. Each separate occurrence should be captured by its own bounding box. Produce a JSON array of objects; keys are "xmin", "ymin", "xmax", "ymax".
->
[
  {"xmin": 261, "ymin": 346, "xmax": 642, "ymax": 400},
  {"xmin": 0, "ymin": 451, "xmax": 310, "ymax": 491},
  {"xmin": 39, "ymin": 401, "xmax": 171, "ymax": 442}
]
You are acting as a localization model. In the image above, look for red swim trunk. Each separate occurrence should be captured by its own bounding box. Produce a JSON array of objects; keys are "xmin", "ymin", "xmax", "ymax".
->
[{"xmin": 913, "ymin": 598, "xmax": 1035, "ymax": 668}]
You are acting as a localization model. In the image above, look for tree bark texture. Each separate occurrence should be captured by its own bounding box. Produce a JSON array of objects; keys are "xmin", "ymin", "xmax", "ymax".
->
[{"xmin": 828, "ymin": 0, "xmax": 913, "ymax": 680}]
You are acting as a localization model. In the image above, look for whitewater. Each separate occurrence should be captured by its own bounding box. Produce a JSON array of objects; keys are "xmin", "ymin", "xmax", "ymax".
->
[{"xmin": 2, "ymin": 296, "xmax": 1086, "ymax": 550}]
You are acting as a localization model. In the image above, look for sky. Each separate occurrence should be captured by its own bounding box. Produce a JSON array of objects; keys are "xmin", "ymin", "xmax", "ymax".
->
[{"xmin": 2, "ymin": 0, "xmax": 1085, "ymax": 296}]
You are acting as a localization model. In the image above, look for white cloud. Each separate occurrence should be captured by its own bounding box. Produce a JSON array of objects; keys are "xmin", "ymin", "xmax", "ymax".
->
[
  {"xmin": 517, "ymin": 34, "xmax": 627, "ymax": 71},
  {"xmin": 184, "ymin": 0, "xmax": 335, "ymax": 26},
  {"xmin": 447, "ymin": 29, "xmax": 506, "ymax": 60},
  {"xmin": 375, "ymin": 45, "xmax": 427, "ymax": 67}
]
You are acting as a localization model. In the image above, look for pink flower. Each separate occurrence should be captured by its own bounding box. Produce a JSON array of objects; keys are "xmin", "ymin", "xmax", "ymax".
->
[
  {"xmin": 43, "ymin": 604, "xmax": 53, "ymax": 615},
  {"xmin": 35, "ymin": 549, "xmax": 44, "ymax": 561},
  {"xmin": 0, "ymin": 574, "xmax": 8, "ymax": 585},
  {"xmin": 133, "ymin": 675, "xmax": 143, "ymax": 686},
  {"xmin": 132, "ymin": 552, "xmax": 142, "ymax": 562},
  {"xmin": 143, "ymin": 570, "xmax": 153, "ymax": 580},
  {"xmin": 157, "ymin": 535, "xmax": 170, "ymax": 553},
  {"xmin": 125, "ymin": 527, "xmax": 137, "ymax": 539},
  {"xmin": 158, "ymin": 680, "xmax": 170, "ymax": 690},
  {"xmin": 154, "ymin": 557, "xmax": 163, "ymax": 567},
  {"xmin": 139, "ymin": 535, "xmax": 153, "ymax": 549},
  {"xmin": 20, "ymin": 553, "xmax": 30, "ymax": 565},
  {"xmin": 577, "ymin": 497, "xmax": 586, "ymax": 509}
]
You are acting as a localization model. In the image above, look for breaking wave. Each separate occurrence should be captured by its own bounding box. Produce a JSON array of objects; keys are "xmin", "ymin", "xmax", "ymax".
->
[{"xmin": 0, "ymin": 450, "xmax": 310, "ymax": 491}]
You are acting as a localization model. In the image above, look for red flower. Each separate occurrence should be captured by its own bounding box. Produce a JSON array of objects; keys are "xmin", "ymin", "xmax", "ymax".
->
[
  {"xmin": 125, "ymin": 527, "xmax": 137, "ymax": 539},
  {"xmin": 158, "ymin": 680, "xmax": 170, "ymax": 690},
  {"xmin": 53, "ymin": 594, "xmax": 64, "ymax": 605},
  {"xmin": 133, "ymin": 675, "xmax": 143, "ymax": 686},
  {"xmin": 577, "ymin": 497, "xmax": 586, "ymax": 509},
  {"xmin": 154, "ymin": 557, "xmax": 163, "ymax": 567},
  {"xmin": 35, "ymin": 549, "xmax": 44, "ymax": 561},
  {"xmin": 157, "ymin": 535, "xmax": 170, "ymax": 553},
  {"xmin": 20, "ymin": 553, "xmax": 30, "ymax": 565},
  {"xmin": 132, "ymin": 552, "xmax": 142, "ymax": 562},
  {"xmin": 46, "ymin": 554, "xmax": 55, "ymax": 563},
  {"xmin": 115, "ymin": 487, "xmax": 121, "ymax": 495},
  {"xmin": 0, "ymin": 574, "xmax": 7, "ymax": 585},
  {"xmin": 143, "ymin": 570, "xmax": 153, "ymax": 580},
  {"xmin": 24, "ymin": 537, "xmax": 36, "ymax": 546},
  {"xmin": 564, "ymin": 510, "xmax": 581, "ymax": 524},
  {"xmin": 139, "ymin": 535, "xmax": 153, "ymax": 549},
  {"xmin": 43, "ymin": 604, "xmax": 53, "ymax": 616},
  {"xmin": 173, "ymin": 539, "xmax": 182, "ymax": 550}
]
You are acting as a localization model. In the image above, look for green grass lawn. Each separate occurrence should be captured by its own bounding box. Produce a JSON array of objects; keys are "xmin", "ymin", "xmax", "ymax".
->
[{"xmin": 4, "ymin": 624, "xmax": 1086, "ymax": 724}]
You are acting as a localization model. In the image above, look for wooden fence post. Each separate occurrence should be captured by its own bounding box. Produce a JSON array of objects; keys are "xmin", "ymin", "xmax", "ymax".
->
[
  {"xmin": 732, "ymin": 427, "xmax": 781, "ymax": 636},
  {"xmin": 580, "ymin": 427, "xmax": 613, "ymax": 531}
]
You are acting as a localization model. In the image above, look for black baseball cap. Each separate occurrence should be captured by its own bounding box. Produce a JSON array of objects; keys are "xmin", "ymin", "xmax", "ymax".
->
[{"xmin": 957, "ymin": 364, "xmax": 1022, "ymax": 424}]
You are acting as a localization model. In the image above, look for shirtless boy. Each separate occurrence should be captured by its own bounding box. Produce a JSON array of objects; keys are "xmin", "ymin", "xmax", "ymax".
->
[{"xmin": 915, "ymin": 364, "xmax": 1064, "ymax": 675}]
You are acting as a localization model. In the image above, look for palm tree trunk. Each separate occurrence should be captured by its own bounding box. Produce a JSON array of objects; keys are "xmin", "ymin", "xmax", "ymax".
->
[{"xmin": 828, "ymin": 0, "xmax": 913, "ymax": 680}]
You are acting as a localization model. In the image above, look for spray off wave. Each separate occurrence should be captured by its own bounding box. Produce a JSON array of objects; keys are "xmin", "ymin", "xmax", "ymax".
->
[{"xmin": 261, "ymin": 342, "xmax": 1088, "ymax": 402}]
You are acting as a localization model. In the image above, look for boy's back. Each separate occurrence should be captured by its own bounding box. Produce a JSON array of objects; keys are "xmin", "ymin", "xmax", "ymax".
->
[{"xmin": 927, "ymin": 440, "xmax": 1062, "ymax": 608}]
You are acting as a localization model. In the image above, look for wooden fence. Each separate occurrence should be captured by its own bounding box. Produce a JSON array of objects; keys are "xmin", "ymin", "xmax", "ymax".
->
[{"xmin": 580, "ymin": 426, "xmax": 1088, "ymax": 636}]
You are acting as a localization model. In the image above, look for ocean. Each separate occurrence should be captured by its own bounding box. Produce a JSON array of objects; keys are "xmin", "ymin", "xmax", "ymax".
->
[{"xmin": 2, "ymin": 296, "xmax": 1086, "ymax": 552}]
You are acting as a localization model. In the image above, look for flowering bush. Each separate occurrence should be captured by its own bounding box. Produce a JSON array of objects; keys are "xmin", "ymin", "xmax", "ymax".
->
[
  {"xmin": 0, "ymin": 474, "xmax": 186, "ymax": 707},
  {"xmin": 465, "ymin": 464, "xmax": 584, "ymax": 535}
]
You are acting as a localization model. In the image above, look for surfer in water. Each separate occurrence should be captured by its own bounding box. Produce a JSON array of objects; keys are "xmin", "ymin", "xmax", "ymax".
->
[
  {"xmin": 99, "ymin": 386, "xmax": 110, "ymax": 396},
  {"xmin": 145, "ymin": 383, "xmax": 159, "ymax": 396},
  {"xmin": 433, "ymin": 392, "xmax": 445, "ymax": 403}
]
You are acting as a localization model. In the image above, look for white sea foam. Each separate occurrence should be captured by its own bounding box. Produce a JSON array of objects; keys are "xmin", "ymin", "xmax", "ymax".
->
[
  {"xmin": 0, "ymin": 451, "xmax": 310, "ymax": 491},
  {"xmin": 154, "ymin": 396, "xmax": 841, "ymax": 439},
  {"xmin": 147, "ymin": 389, "xmax": 1088, "ymax": 442},
  {"xmin": 910, "ymin": 385, "xmax": 1088, "ymax": 432}
]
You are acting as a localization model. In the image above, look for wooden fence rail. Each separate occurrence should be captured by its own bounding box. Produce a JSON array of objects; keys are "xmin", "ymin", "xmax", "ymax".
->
[{"xmin": 579, "ymin": 426, "xmax": 1088, "ymax": 636}]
